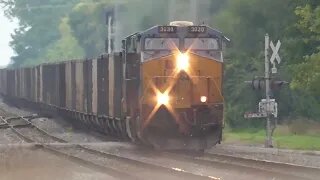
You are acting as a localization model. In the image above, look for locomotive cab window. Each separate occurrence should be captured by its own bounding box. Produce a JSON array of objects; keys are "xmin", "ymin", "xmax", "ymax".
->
[
  {"xmin": 144, "ymin": 38, "xmax": 179, "ymax": 50},
  {"xmin": 184, "ymin": 38, "xmax": 220, "ymax": 50}
]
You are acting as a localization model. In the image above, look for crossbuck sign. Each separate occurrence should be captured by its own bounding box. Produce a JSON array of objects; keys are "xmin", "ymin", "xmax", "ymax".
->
[{"xmin": 270, "ymin": 40, "xmax": 281, "ymax": 74}]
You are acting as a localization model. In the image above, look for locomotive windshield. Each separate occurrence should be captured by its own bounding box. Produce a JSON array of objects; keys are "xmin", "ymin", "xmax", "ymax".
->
[
  {"xmin": 144, "ymin": 38, "xmax": 179, "ymax": 50},
  {"xmin": 184, "ymin": 38, "xmax": 219, "ymax": 50},
  {"xmin": 144, "ymin": 38, "xmax": 220, "ymax": 51}
]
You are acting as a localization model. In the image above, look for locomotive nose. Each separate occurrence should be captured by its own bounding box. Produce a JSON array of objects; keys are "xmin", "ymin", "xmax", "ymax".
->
[{"xmin": 146, "ymin": 53, "xmax": 221, "ymax": 109}]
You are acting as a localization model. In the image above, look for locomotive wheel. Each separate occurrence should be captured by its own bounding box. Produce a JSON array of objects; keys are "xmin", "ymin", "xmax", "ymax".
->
[
  {"xmin": 126, "ymin": 116, "xmax": 138, "ymax": 142},
  {"xmin": 135, "ymin": 116, "xmax": 152, "ymax": 146},
  {"xmin": 126, "ymin": 115, "xmax": 149, "ymax": 145}
]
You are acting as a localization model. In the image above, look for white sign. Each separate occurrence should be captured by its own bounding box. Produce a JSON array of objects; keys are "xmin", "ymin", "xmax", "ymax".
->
[
  {"xmin": 244, "ymin": 112, "xmax": 268, "ymax": 119},
  {"xmin": 270, "ymin": 40, "xmax": 281, "ymax": 64},
  {"xmin": 259, "ymin": 99, "xmax": 278, "ymax": 118}
]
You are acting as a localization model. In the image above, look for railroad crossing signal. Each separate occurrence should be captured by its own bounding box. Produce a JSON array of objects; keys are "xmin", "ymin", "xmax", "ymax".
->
[
  {"xmin": 246, "ymin": 78, "xmax": 288, "ymax": 91},
  {"xmin": 244, "ymin": 34, "xmax": 287, "ymax": 148}
]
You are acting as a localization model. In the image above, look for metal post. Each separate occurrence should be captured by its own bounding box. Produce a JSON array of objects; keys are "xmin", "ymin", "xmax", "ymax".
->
[
  {"xmin": 265, "ymin": 34, "xmax": 272, "ymax": 148},
  {"xmin": 169, "ymin": 0, "xmax": 176, "ymax": 21},
  {"xmin": 107, "ymin": 16, "xmax": 112, "ymax": 54},
  {"xmin": 114, "ymin": 3, "xmax": 121, "ymax": 52},
  {"xmin": 190, "ymin": 0, "xmax": 198, "ymax": 24}
]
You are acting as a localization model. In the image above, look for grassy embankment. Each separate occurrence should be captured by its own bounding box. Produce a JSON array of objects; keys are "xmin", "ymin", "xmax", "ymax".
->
[{"xmin": 223, "ymin": 121, "xmax": 320, "ymax": 150}]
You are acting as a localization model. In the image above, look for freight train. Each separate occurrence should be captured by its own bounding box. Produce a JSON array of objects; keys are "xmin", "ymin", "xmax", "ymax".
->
[{"xmin": 0, "ymin": 21, "xmax": 229, "ymax": 150}]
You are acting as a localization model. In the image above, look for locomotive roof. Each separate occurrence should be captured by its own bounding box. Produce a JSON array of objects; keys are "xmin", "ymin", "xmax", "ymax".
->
[{"xmin": 131, "ymin": 24, "xmax": 230, "ymax": 42}]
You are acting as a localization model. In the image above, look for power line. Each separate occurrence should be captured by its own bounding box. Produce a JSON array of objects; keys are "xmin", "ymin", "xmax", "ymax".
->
[{"xmin": 3, "ymin": 1, "xmax": 127, "ymax": 12}]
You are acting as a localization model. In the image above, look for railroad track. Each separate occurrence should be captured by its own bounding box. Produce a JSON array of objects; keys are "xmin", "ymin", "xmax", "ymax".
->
[
  {"xmin": 0, "ymin": 115, "xmax": 214, "ymax": 180},
  {"xmin": 0, "ymin": 116, "xmax": 6, "ymax": 127},
  {"xmin": 2, "ymin": 115, "xmax": 319, "ymax": 179},
  {"xmin": 162, "ymin": 150, "xmax": 320, "ymax": 180},
  {"xmin": 202, "ymin": 152, "xmax": 320, "ymax": 175}
]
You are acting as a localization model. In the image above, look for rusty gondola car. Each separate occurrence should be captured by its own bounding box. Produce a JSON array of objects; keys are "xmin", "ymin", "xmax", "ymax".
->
[{"xmin": 0, "ymin": 21, "xmax": 229, "ymax": 150}]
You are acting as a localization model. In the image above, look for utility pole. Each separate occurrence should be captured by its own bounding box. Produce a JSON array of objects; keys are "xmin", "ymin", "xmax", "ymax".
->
[
  {"xmin": 114, "ymin": 3, "xmax": 121, "ymax": 52},
  {"xmin": 169, "ymin": 0, "xmax": 176, "ymax": 22},
  {"xmin": 265, "ymin": 34, "xmax": 272, "ymax": 148},
  {"xmin": 107, "ymin": 15, "xmax": 112, "ymax": 54},
  {"xmin": 190, "ymin": 0, "xmax": 198, "ymax": 24},
  {"xmin": 105, "ymin": 7, "xmax": 115, "ymax": 54}
]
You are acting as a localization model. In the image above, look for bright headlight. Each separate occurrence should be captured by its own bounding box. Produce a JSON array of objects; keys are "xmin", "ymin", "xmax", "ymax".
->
[
  {"xmin": 177, "ymin": 53, "xmax": 189, "ymax": 71},
  {"xmin": 200, "ymin": 96, "xmax": 207, "ymax": 103},
  {"xmin": 157, "ymin": 93, "xmax": 169, "ymax": 105}
]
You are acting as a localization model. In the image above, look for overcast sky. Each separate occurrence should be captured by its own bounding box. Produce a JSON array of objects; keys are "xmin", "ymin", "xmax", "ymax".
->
[{"xmin": 0, "ymin": 8, "xmax": 17, "ymax": 67}]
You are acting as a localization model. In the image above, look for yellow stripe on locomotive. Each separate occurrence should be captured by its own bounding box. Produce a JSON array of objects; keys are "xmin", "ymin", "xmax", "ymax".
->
[{"xmin": 142, "ymin": 52, "xmax": 224, "ymax": 108}]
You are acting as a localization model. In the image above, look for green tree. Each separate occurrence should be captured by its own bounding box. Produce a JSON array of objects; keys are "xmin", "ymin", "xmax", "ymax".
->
[
  {"xmin": 1, "ymin": 0, "xmax": 80, "ymax": 66},
  {"xmin": 210, "ymin": 0, "xmax": 320, "ymax": 126},
  {"xmin": 68, "ymin": 0, "xmax": 112, "ymax": 57},
  {"xmin": 68, "ymin": 0, "xmax": 221, "ymax": 57},
  {"xmin": 291, "ymin": 4, "xmax": 320, "ymax": 97},
  {"xmin": 2, "ymin": 0, "xmax": 319, "ymax": 125},
  {"xmin": 20, "ymin": 17, "xmax": 85, "ymax": 66}
]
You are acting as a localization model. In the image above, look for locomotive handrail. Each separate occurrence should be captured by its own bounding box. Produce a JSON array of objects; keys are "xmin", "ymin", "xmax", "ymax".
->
[{"xmin": 151, "ymin": 75, "xmax": 216, "ymax": 79}]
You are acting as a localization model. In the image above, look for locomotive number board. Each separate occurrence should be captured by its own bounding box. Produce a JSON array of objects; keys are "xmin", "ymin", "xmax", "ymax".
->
[
  {"xmin": 188, "ymin": 26, "xmax": 207, "ymax": 33},
  {"xmin": 158, "ymin": 26, "xmax": 177, "ymax": 33}
]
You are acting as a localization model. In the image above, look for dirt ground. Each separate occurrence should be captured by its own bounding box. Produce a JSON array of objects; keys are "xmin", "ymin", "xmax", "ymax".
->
[{"xmin": 0, "ymin": 145, "xmax": 116, "ymax": 180}]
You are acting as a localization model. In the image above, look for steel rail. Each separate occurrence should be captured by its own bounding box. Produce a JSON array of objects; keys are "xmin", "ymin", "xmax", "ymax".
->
[
  {"xmin": 0, "ymin": 116, "xmax": 8, "ymax": 128},
  {"xmin": 25, "ymin": 116, "xmax": 216, "ymax": 179},
  {"xmin": 3, "ymin": 115, "xmax": 213, "ymax": 180},
  {"xmin": 202, "ymin": 152, "xmax": 320, "ymax": 174},
  {"xmin": 164, "ymin": 151, "xmax": 320, "ymax": 180},
  {"xmin": 2, "ymin": 116, "xmax": 135, "ymax": 179}
]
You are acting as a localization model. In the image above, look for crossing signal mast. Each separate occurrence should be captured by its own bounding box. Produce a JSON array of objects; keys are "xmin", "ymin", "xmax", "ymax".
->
[{"xmin": 244, "ymin": 34, "xmax": 288, "ymax": 148}]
